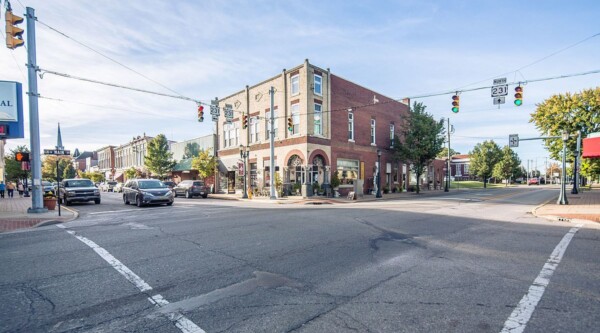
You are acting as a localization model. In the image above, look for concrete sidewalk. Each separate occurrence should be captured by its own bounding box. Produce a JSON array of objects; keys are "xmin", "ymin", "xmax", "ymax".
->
[
  {"xmin": 0, "ymin": 196, "xmax": 76, "ymax": 233},
  {"xmin": 534, "ymin": 187, "xmax": 600, "ymax": 223}
]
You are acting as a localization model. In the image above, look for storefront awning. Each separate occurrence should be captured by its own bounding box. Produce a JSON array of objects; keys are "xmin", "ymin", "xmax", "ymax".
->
[{"xmin": 583, "ymin": 136, "xmax": 600, "ymax": 159}]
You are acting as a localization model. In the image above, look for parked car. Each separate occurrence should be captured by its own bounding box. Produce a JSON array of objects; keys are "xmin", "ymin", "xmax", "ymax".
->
[
  {"xmin": 59, "ymin": 178, "xmax": 101, "ymax": 205},
  {"xmin": 162, "ymin": 181, "xmax": 175, "ymax": 189},
  {"xmin": 173, "ymin": 180, "xmax": 209, "ymax": 198},
  {"xmin": 100, "ymin": 181, "xmax": 118, "ymax": 192},
  {"xmin": 122, "ymin": 179, "xmax": 174, "ymax": 207},
  {"xmin": 528, "ymin": 178, "xmax": 539, "ymax": 185},
  {"xmin": 113, "ymin": 182, "xmax": 124, "ymax": 193},
  {"xmin": 42, "ymin": 180, "xmax": 55, "ymax": 194}
]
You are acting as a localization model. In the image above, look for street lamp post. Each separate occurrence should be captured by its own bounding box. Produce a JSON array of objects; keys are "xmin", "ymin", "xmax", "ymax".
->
[
  {"xmin": 376, "ymin": 149, "xmax": 382, "ymax": 198},
  {"xmin": 239, "ymin": 145, "xmax": 249, "ymax": 199},
  {"xmin": 557, "ymin": 130, "xmax": 569, "ymax": 205},
  {"xmin": 571, "ymin": 130, "xmax": 581, "ymax": 195}
]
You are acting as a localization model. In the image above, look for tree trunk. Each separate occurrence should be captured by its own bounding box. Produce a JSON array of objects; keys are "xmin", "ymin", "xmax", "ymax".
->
[{"xmin": 483, "ymin": 177, "xmax": 487, "ymax": 188}]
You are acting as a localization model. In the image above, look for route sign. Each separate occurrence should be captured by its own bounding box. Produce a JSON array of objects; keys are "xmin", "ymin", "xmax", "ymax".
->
[
  {"xmin": 491, "ymin": 85, "xmax": 508, "ymax": 97},
  {"xmin": 509, "ymin": 134, "xmax": 519, "ymax": 148},
  {"xmin": 224, "ymin": 104, "xmax": 234, "ymax": 121},
  {"xmin": 212, "ymin": 114, "xmax": 219, "ymax": 122},
  {"xmin": 493, "ymin": 97, "xmax": 505, "ymax": 105},
  {"xmin": 493, "ymin": 78, "xmax": 507, "ymax": 85},
  {"xmin": 44, "ymin": 149, "xmax": 71, "ymax": 155},
  {"xmin": 210, "ymin": 100, "xmax": 220, "ymax": 116}
]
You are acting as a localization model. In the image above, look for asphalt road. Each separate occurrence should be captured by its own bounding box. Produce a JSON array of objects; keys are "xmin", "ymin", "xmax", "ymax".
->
[{"xmin": 1, "ymin": 188, "xmax": 598, "ymax": 332}]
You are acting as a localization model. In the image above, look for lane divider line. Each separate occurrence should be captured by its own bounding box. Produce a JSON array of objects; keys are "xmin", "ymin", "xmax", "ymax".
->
[
  {"xmin": 56, "ymin": 224, "xmax": 205, "ymax": 333},
  {"xmin": 500, "ymin": 223, "xmax": 583, "ymax": 333}
]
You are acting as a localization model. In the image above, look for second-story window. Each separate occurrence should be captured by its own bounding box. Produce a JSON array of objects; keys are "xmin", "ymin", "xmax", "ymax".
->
[
  {"xmin": 348, "ymin": 112, "xmax": 354, "ymax": 141},
  {"xmin": 314, "ymin": 103, "xmax": 322, "ymax": 135},
  {"xmin": 371, "ymin": 119, "xmax": 376, "ymax": 145},
  {"xmin": 250, "ymin": 117, "xmax": 260, "ymax": 143},
  {"xmin": 291, "ymin": 104, "xmax": 300, "ymax": 135},
  {"xmin": 390, "ymin": 123, "xmax": 395, "ymax": 146},
  {"xmin": 291, "ymin": 75, "xmax": 299, "ymax": 95},
  {"xmin": 314, "ymin": 74, "xmax": 322, "ymax": 95}
]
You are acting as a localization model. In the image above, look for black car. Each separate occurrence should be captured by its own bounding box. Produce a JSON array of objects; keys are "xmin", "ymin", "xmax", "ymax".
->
[
  {"xmin": 123, "ymin": 179, "xmax": 174, "ymax": 207},
  {"xmin": 173, "ymin": 180, "xmax": 209, "ymax": 198},
  {"xmin": 59, "ymin": 178, "xmax": 101, "ymax": 205}
]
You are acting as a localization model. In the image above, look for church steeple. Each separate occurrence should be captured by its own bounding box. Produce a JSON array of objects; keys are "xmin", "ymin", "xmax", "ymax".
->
[{"xmin": 56, "ymin": 123, "xmax": 64, "ymax": 150}]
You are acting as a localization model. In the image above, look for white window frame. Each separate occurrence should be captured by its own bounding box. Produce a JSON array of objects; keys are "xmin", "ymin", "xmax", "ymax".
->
[
  {"xmin": 390, "ymin": 123, "xmax": 395, "ymax": 147},
  {"xmin": 291, "ymin": 75, "xmax": 299, "ymax": 95},
  {"xmin": 291, "ymin": 104, "xmax": 300, "ymax": 135},
  {"xmin": 250, "ymin": 117, "xmax": 260, "ymax": 143},
  {"xmin": 314, "ymin": 103, "xmax": 322, "ymax": 135},
  {"xmin": 371, "ymin": 119, "xmax": 376, "ymax": 145},
  {"xmin": 314, "ymin": 74, "xmax": 322, "ymax": 96},
  {"xmin": 223, "ymin": 123, "xmax": 230, "ymax": 148},
  {"xmin": 348, "ymin": 112, "xmax": 354, "ymax": 141}
]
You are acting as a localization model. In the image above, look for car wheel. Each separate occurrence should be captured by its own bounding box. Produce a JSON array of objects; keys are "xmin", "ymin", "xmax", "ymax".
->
[
  {"xmin": 136, "ymin": 195, "xmax": 143, "ymax": 207},
  {"xmin": 202, "ymin": 194, "xmax": 208, "ymax": 199},
  {"xmin": 94, "ymin": 198, "xmax": 101, "ymax": 204},
  {"xmin": 185, "ymin": 190, "xmax": 191, "ymax": 199},
  {"xmin": 124, "ymin": 195, "xmax": 129, "ymax": 205},
  {"xmin": 64, "ymin": 199, "xmax": 70, "ymax": 206}
]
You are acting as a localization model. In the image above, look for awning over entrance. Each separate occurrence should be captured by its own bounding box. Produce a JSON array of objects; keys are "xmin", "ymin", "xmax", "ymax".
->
[{"xmin": 583, "ymin": 135, "xmax": 600, "ymax": 159}]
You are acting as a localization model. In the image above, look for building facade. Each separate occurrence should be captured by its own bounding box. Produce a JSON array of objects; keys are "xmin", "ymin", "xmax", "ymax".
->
[
  {"xmin": 114, "ymin": 134, "xmax": 154, "ymax": 181},
  {"xmin": 215, "ymin": 59, "xmax": 411, "ymax": 196},
  {"xmin": 95, "ymin": 145, "xmax": 116, "ymax": 180},
  {"xmin": 450, "ymin": 154, "xmax": 471, "ymax": 181}
]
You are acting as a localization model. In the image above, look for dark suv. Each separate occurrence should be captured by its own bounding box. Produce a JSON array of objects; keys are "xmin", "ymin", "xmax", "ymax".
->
[
  {"xmin": 59, "ymin": 178, "xmax": 101, "ymax": 205},
  {"xmin": 173, "ymin": 180, "xmax": 209, "ymax": 198},
  {"xmin": 123, "ymin": 179, "xmax": 174, "ymax": 207}
]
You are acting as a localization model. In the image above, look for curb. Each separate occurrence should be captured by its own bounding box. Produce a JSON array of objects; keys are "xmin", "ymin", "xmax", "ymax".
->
[{"xmin": 34, "ymin": 206, "xmax": 79, "ymax": 228}]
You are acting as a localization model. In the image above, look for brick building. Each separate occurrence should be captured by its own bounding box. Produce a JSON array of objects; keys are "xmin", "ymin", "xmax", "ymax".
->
[
  {"xmin": 215, "ymin": 59, "xmax": 412, "ymax": 196},
  {"xmin": 450, "ymin": 154, "xmax": 471, "ymax": 181}
]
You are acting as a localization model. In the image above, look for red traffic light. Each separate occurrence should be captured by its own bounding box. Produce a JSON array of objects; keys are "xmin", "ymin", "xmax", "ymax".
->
[{"xmin": 197, "ymin": 105, "xmax": 204, "ymax": 122}]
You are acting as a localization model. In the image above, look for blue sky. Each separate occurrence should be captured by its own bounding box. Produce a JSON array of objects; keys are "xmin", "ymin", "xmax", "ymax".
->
[{"xmin": 1, "ymin": 0, "xmax": 599, "ymax": 171}]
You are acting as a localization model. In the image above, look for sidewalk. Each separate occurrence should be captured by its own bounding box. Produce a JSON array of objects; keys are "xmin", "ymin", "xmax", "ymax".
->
[
  {"xmin": 0, "ymin": 196, "xmax": 76, "ymax": 233},
  {"xmin": 534, "ymin": 188, "xmax": 600, "ymax": 223}
]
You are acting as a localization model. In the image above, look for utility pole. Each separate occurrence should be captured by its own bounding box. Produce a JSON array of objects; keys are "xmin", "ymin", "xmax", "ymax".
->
[
  {"xmin": 25, "ymin": 7, "xmax": 46, "ymax": 213},
  {"xmin": 269, "ymin": 86, "xmax": 276, "ymax": 200},
  {"xmin": 445, "ymin": 118, "xmax": 450, "ymax": 192}
]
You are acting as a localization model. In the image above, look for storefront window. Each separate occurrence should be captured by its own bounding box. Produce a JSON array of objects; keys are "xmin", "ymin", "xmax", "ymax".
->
[{"xmin": 337, "ymin": 158, "xmax": 359, "ymax": 186}]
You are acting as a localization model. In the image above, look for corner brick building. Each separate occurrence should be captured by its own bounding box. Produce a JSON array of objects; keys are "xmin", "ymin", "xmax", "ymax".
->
[{"xmin": 216, "ymin": 59, "xmax": 411, "ymax": 196}]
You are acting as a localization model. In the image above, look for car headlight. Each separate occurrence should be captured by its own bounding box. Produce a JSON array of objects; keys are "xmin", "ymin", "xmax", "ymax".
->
[
  {"xmin": 94, "ymin": 190, "xmax": 100, "ymax": 195},
  {"xmin": 166, "ymin": 190, "xmax": 173, "ymax": 196},
  {"xmin": 66, "ymin": 191, "xmax": 75, "ymax": 197}
]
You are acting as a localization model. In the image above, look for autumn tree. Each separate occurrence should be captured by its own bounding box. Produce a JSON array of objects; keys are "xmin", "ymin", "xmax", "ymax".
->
[
  {"xmin": 469, "ymin": 140, "xmax": 502, "ymax": 188},
  {"xmin": 492, "ymin": 146, "xmax": 521, "ymax": 186},
  {"xmin": 392, "ymin": 102, "xmax": 445, "ymax": 194},
  {"xmin": 191, "ymin": 148, "xmax": 217, "ymax": 180},
  {"xmin": 144, "ymin": 134, "xmax": 176, "ymax": 179},
  {"xmin": 42, "ymin": 155, "xmax": 72, "ymax": 181}
]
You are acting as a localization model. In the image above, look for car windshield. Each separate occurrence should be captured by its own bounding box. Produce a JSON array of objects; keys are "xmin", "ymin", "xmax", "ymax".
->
[
  {"xmin": 138, "ymin": 180, "xmax": 165, "ymax": 189},
  {"xmin": 65, "ymin": 180, "xmax": 94, "ymax": 187},
  {"xmin": 42, "ymin": 181, "xmax": 53, "ymax": 186}
]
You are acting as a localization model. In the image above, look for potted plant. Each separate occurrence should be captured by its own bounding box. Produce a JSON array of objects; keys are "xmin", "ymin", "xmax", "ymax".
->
[
  {"xmin": 43, "ymin": 191, "xmax": 57, "ymax": 210},
  {"xmin": 383, "ymin": 185, "xmax": 390, "ymax": 194},
  {"xmin": 312, "ymin": 181, "xmax": 321, "ymax": 195},
  {"xmin": 292, "ymin": 182, "xmax": 301, "ymax": 195}
]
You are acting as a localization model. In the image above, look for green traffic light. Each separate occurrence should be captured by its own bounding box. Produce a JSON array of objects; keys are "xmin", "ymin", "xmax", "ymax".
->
[
  {"xmin": 452, "ymin": 107, "xmax": 459, "ymax": 113},
  {"xmin": 514, "ymin": 99, "xmax": 522, "ymax": 106}
]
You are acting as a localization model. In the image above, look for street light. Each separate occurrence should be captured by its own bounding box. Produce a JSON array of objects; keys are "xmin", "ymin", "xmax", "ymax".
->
[
  {"xmin": 571, "ymin": 130, "xmax": 581, "ymax": 195},
  {"xmin": 376, "ymin": 149, "xmax": 382, "ymax": 198},
  {"xmin": 557, "ymin": 130, "xmax": 569, "ymax": 205},
  {"xmin": 239, "ymin": 145, "xmax": 249, "ymax": 199}
]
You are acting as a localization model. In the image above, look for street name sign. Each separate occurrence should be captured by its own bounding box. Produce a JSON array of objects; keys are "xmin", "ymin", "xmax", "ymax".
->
[
  {"xmin": 509, "ymin": 134, "xmax": 519, "ymax": 148},
  {"xmin": 44, "ymin": 149, "xmax": 71, "ymax": 155}
]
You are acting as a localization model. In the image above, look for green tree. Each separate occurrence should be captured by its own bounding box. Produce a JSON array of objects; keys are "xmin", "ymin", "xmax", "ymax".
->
[
  {"xmin": 392, "ymin": 102, "xmax": 445, "ymax": 194},
  {"xmin": 191, "ymin": 148, "xmax": 217, "ymax": 180},
  {"xmin": 62, "ymin": 163, "xmax": 77, "ymax": 179},
  {"xmin": 4, "ymin": 145, "xmax": 29, "ymax": 181},
  {"xmin": 125, "ymin": 167, "xmax": 139, "ymax": 180},
  {"xmin": 580, "ymin": 158, "xmax": 600, "ymax": 183},
  {"xmin": 437, "ymin": 147, "xmax": 460, "ymax": 159},
  {"xmin": 492, "ymin": 146, "xmax": 521, "ymax": 186},
  {"xmin": 530, "ymin": 87, "xmax": 600, "ymax": 162},
  {"xmin": 183, "ymin": 142, "xmax": 200, "ymax": 159},
  {"xmin": 42, "ymin": 156, "xmax": 72, "ymax": 181},
  {"xmin": 469, "ymin": 140, "xmax": 502, "ymax": 188},
  {"xmin": 144, "ymin": 134, "xmax": 176, "ymax": 179}
]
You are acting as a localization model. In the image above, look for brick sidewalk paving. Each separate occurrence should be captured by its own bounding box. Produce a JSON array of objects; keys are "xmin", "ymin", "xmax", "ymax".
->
[
  {"xmin": 534, "ymin": 188, "xmax": 600, "ymax": 223},
  {"xmin": 0, "ymin": 196, "xmax": 75, "ymax": 233}
]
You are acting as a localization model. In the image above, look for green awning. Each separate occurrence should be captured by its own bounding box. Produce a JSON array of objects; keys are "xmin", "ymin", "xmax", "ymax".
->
[{"xmin": 173, "ymin": 158, "xmax": 194, "ymax": 171}]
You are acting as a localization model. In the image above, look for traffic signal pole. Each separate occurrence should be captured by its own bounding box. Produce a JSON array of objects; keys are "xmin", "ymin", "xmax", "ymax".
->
[{"xmin": 25, "ymin": 7, "xmax": 46, "ymax": 213}]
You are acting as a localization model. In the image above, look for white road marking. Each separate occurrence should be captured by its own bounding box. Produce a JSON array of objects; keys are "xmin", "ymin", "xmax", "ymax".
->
[
  {"xmin": 56, "ymin": 224, "xmax": 205, "ymax": 333},
  {"xmin": 500, "ymin": 224, "xmax": 583, "ymax": 333}
]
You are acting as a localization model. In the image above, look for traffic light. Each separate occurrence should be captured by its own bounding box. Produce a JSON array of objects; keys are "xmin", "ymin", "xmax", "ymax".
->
[
  {"xmin": 287, "ymin": 117, "xmax": 293, "ymax": 132},
  {"xmin": 451, "ymin": 95, "xmax": 460, "ymax": 113},
  {"xmin": 197, "ymin": 105, "xmax": 204, "ymax": 122},
  {"xmin": 15, "ymin": 151, "xmax": 29, "ymax": 162},
  {"xmin": 5, "ymin": 10, "xmax": 25, "ymax": 49},
  {"xmin": 242, "ymin": 115, "xmax": 248, "ymax": 129},
  {"xmin": 514, "ymin": 86, "xmax": 523, "ymax": 106}
]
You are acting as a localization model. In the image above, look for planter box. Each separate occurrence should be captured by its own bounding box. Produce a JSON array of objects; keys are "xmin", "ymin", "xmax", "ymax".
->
[{"xmin": 43, "ymin": 198, "xmax": 57, "ymax": 210}]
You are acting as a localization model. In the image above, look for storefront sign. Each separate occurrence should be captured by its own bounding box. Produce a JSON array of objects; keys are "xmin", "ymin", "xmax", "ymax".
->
[{"xmin": 0, "ymin": 81, "xmax": 24, "ymax": 139}]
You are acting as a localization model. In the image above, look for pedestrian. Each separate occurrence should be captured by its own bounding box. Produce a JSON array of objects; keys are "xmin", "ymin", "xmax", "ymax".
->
[
  {"xmin": 6, "ymin": 181, "xmax": 15, "ymax": 198},
  {"xmin": 0, "ymin": 181, "xmax": 5, "ymax": 198},
  {"xmin": 17, "ymin": 181, "xmax": 24, "ymax": 197}
]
